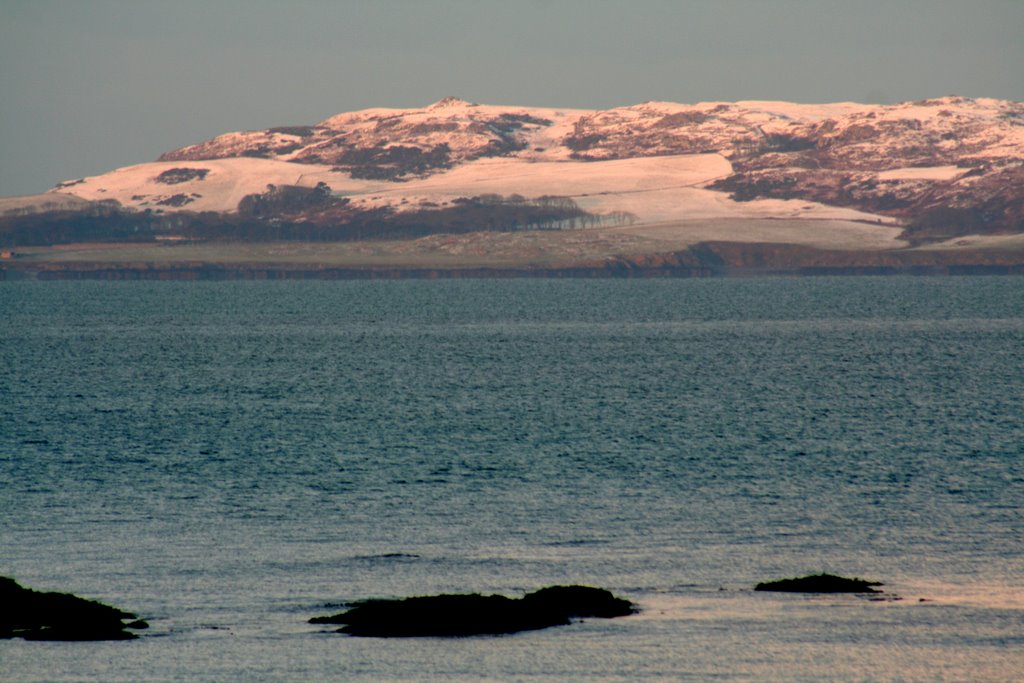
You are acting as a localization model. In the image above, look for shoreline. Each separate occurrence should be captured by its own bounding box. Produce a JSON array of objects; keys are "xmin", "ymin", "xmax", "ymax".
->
[
  {"xmin": 4, "ymin": 263, "xmax": 1023, "ymax": 281},
  {"xmin": 3, "ymin": 240, "xmax": 1023, "ymax": 280}
]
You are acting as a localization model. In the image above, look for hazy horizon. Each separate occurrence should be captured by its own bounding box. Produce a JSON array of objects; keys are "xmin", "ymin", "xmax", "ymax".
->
[{"xmin": 2, "ymin": 0, "xmax": 1022, "ymax": 196}]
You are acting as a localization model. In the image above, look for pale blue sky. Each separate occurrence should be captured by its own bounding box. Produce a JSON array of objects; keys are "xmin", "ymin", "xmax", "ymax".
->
[{"xmin": 2, "ymin": 0, "xmax": 1021, "ymax": 196}]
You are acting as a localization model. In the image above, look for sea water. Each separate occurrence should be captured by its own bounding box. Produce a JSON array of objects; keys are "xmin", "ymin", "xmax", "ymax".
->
[{"xmin": 1, "ymin": 277, "xmax": 1022, "ymax": 682}]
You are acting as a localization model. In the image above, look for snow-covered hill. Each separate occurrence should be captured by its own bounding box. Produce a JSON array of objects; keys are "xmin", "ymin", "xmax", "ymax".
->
[
  {"xmin": 151, "ymin": 95, "xmax": 1023, "ymax": 172},
  {"xmin": 9, "ymin": 96, "xmax": 1023, "ymax": 250}
]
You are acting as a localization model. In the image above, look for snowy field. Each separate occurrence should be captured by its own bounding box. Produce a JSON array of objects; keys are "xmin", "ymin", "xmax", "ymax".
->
[{"xmin": 40, "ymin": 152, "xmax": 903, "ymax": 253}]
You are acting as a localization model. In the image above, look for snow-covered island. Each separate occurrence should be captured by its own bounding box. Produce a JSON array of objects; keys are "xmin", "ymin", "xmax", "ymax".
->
[{"xmin": 2, "ymin": 96, "xmax": 1022, "ymax": 277}]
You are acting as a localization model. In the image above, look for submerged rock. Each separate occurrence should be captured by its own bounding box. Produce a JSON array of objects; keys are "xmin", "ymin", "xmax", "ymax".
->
[
  {"xmin": 0, "ymin": 576, "xmax": 147, "ymax": 641},
  {"xmin": 310, "ymin": 584, "xmax": 636, "ymax": 637},
  {"xmin": 754, "ymin": 573, "xmax": 883, "ymax": 593}
]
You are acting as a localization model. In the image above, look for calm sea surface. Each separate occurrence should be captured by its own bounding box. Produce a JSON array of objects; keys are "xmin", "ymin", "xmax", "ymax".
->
[{"xmin": 1, "ymin": 277, "xmax": 1022, "ymax": 681}]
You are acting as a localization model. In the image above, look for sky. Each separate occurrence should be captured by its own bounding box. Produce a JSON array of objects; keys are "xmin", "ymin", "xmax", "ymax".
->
[{"xmin": 1, "ymin": 0, "xmax": 1022, "ymax": 197}]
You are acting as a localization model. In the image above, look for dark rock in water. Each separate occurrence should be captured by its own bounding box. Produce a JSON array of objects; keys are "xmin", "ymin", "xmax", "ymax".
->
[
  {"xmin": 317, "ymin": 593, "xmax": 554, "ymax": 637},
  {"xmin": 754, "ymin": 573, "xmax": 883, "ymax": 593},
  {"xmin": 310, "ymin": 585, "xmax": 636, "ymax": 637},
  {"xmin": 520, "ymin": 585, "xmax": 635, "ymax": 618},
  {"xmin": 0, "ymin": 576, "xmax": 143, "ymax": 641}
]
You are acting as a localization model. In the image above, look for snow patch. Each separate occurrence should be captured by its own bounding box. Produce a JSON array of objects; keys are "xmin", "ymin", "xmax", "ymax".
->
[
  {"xmin": 877, "ymin": 166, "xmax": 963, "ymax": 181},
  {"xmin": 47, "ymin": 158, "xmax": 340, "ymax": 213}
]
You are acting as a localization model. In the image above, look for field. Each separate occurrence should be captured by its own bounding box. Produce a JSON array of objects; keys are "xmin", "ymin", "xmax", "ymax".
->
[{"xmin": 7, "ymin": 214, "xmax": 912, "ymax": 270}]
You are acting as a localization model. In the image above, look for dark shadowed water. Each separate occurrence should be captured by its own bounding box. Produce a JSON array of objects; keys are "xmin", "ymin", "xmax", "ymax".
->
[{"xmin": 1, "ymin": 277, "xmax": 1022, "ymax": 681}]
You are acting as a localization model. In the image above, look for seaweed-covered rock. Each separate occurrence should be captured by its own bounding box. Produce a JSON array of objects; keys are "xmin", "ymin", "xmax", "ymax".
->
[
  {"xmin": 0, "ymin": 576, "xmax": 147, "ymax": 641},
  {"xmin": 310, "ymin": 585, "xmax": 635, "ymax": 637},
  {"xmin": 754, "ymin": 573, "xmax": 883, "ymax": 593}
]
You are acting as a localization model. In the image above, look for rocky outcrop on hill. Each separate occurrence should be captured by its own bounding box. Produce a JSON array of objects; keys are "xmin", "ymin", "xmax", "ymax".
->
[
  {"xmin": 700, "ymin": 98, "xmax": 1024, "ymax": 236},
  {"xmin": 160, "ymin": 97, "xmax": 557, "ymax": 180}
]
